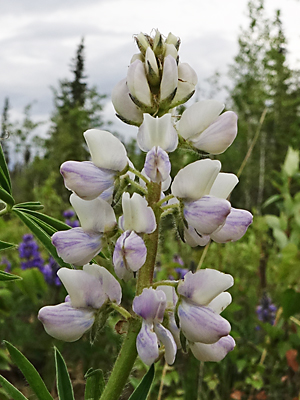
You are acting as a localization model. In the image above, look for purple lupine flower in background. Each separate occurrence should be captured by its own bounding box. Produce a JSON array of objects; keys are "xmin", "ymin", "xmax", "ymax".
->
[
  {"xmin": 42, "ymin": 256, "xmax": 61, "ymax": 286},
  {"xmin": 0, "ymin": 257, "xmax": 12, "ymax": 272},
  {"xmin": 19, "ymin": 234, "xmax": 44, "ymax": 270},
  {"xmin": 256, "ymin": 293, "xmax": 277, "ymax": 325},
  {"xmin": 63, "ymin": 209, "xmax": 80, "ymax": 228}
]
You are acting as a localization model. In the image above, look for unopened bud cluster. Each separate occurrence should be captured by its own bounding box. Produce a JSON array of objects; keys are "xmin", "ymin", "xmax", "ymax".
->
[{"xmin": 38, "ymin": 30, "xmax": 253, "ymax": 367}]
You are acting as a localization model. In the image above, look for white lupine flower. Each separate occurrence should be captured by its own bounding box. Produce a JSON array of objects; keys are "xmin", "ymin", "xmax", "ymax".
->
[
  {"xmin": 137, "ymin": 113, "xmax": 178, "ymax": 153},
  {"xmin": 119, "ymin": 192, "xmax": 156, "ymax": 234},
  {"xmin": 170, "ymin": 62, "xmax": 198, "ymax": 108},
  {"xmin": 144, "ymin": 147, "xmax": 171, "ymax": 183},
  {"xmin": 177, "ymin": 101, "xmax": 238, "ymax": 154},
  {"xmin": 127, "ymin": 59, "xmax": 153, "ymax": 109},
  {"xmin": 52, "ymin": 194, "xmax": 116, "ymax": 266},
  {"xmin": 111, "ymin": 78, "xmax": 144, "ymax": 126},
  {"xmin": 133, "ymin": 288, "xmax": 177, "ymax": 365},
  {"xmin": 190, "ymin": 335, "xmax": 236, "ymax": 362},
  {"xmin": 38, "ymin": 264, "xmax": 122, "ymax": 342},
  {"xmin": 84, "ymin": 129, "xmax": 128, "ymax": 172}
]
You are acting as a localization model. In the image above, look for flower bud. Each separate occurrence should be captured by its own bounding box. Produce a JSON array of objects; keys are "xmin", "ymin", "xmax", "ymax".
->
[
  {"xmin": 170, "ymin": 63, "xmax": 198, "ymax": 108},
  {"xmin": 127, "ymin": 60, "xmax": 153, "ymax": 111},
  {"xmin": 145, "ymin": 47, "xmax": 160, "ymax": 87},
  {"xmin": 164, "ymin": 44, "xmax": 178, "ymax": 60},
  {"xmin": 160, "ymin": 55, "xmax": 178, "ymax": 107},
  {"xmin": 134, "ymin": 32, "xmax": 150, "ymax": 55},
  {"xmin": 112, "ymin": 78, "xmax": 144, "ymax": 126},
  {"xmin": 165, "ymin": 32, "xmax": 180, "ymax": 50},
  {"xmin": 152, "ymin": 30, "xmax": 165, "ymax": 56}
]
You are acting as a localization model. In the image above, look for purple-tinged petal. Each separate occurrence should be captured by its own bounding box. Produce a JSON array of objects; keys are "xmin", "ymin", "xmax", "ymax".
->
[
  {"xmin": 58, "ymin": 267, "xmax": 106, "ymax": 309},
  {"xmin": 177, "ymin": 269, "xmax": 234, "ymax": 306},
  {"xmin": 137, "ymin": 113, "xmax": 178, "ymax": 153},
  {"xmin": 136, "ymin": 321, "xmax": 159, "ymax": 366},
  {"xmin": 178, "ymin": 300, "xmax": 231, "ymax": 344},
  {"xmin": 177, "ymin": 100, "xmax": 224, "ymax": 140},
  {"xmin": 190, "ymin": 335, "xmax": 235, "ymax": 362},
  {"xmin": 184, "ymin": 196, "xmax": 231, "ymax": 235},
  {"xmin": 144, "ymin": 147, "xmax": 171, "ymax": 183},
  {"xmin": 38, "ymin": 302, "xmax": 95, "ymax": 342},
  {"xmin": 113, "ymin": 231, "xmax": 147, "ymax": 281},
  {"xmin": 119, "ymin": 192, "xmax": 156, "ymax": 234},
  {"xmin": 184, "ymin": 226, "xmax": 210, "ymax": 247},
  {"xmin": 171, "ymin": 159, "xmax": 221, "ymax": 201},
  {"xmin": 52, "ymin": 228, "xmax": 102, "ymax": 267},
  {"xmin": 84, "ymin": 129, "xmax": 128, "ymax": 172},
  {"xmin": 133, "ymin": 288, "xmax": 166, "ymax": 323},
  {"xmin": 158, "ymin": 285, "xmax": 178, "ymax": 309},
  {"xmin": 154, "ymin": 323, "xmax": 177, "ymax": 365},
  {"xmin": 210, "ymin": 208, "xmax": 253, "ymax": 243},
  {"xmin": 83, "ymin": 264, "xmax": 122, "ymax": 305},
  {"xmin": 70, "ymin": 194, "xmax": 116, "ymax": 233},
  {"xmin": 99, "ymin": 186, "xmax": 114, "ymax": 204},
  {"xmin": 60, "ymin": 161, "xmax": 115, "ymax": 201},
  {"xmin": 209, "ymin": 173, "xmax": 239, "ymax": 199},
  {"xmin": 207, "ymin": 292, "xmax": 232, "ymax": 314},
  {"xmin": 112, "ymin": 78, "xmax": 144, "ymax": 126}
]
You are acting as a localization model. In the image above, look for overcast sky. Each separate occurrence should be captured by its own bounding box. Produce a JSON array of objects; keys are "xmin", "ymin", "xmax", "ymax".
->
[{"xmin": 1, "ymin": 0, "xmax": 299, "ymax": 140}]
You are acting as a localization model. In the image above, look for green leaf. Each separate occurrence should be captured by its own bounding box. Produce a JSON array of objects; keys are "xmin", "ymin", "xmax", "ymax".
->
[
  {"xmin": 262, "ymin": 194, "xmax": 282, "ymax": 209},
  {"xmin": 54, "ymin": 347, "xmax": 75, "ymax": 400},
  {"xmin": 12, "ymin": 209, "xmax": 72, "ymax": 269},
  {"xmin": 0, "ymin": 187, "xmax": 14, "ymax": 206},
  {"xmin": 84, "ymin": 368, "xmax": 105, "ymax": 400},
  {"xmin": 14, "ymin": 202, "xmax": 44, "ymax": 211},
  {"xmin": 0, "ymin": 270, "xmax": 22, "ymax": 281},
  {"xmin": 0, "ymin": 375, "xmax": 28, "ymax": 400},
  {"xmin": 0, "ymin": 239, "xmax": 17, "ymax": 251},
  {"xmin": 15, "ymin": 209, "xmax": 71, "ymax": 231},
  {"xmin": 128, "ymin": 364, "xmax": 155, "ymax": 400},
  {"xmin": 4, "ymin": 341, "xmax": 53, "ymax": 400},
  {"xmin": 0, "ymin": 143, "xmax": 11, "ymax": 193},
  {"xmin": 281, "ymin": 289, "xmax": 300, "ymax": 318}
]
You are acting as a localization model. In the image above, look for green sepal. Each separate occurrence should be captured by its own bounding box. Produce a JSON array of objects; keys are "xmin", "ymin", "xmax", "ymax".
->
[
  {"xmin": 128, "ymin": 364, "xmax": 155, "ymax": 400},
  {"xmin": 12, "ymin": 209, "xmax": 72, "ymax": 269},
  {"xmin": 0, "ymin": 375, "xmax": 28, "ymax": 400},
  {"xmin": 54, "ymin": 347, "xmax": 75, "ymax": 400},
  {"xmin": 0, "ymin": 239, "xmax": 17, "ymax": 251},
  {"xmin": 14, "ymin": 202, "xmax": 44, "ymax": 211},
  {"xmin": 4, "ymin": 341, "xmax": 53, "ymax": 400},
  {"xmin": 0, "ymin": 143, "xmax": 11, "ymax": 193},
  {"xmin": 84, "ymin": 368, "xmax": 105, "ymax": 400},
  {"xmin": 0, "ymin": 270, "xmax": 22, "ymax": 281},
  {"xmin": 0, "ymin": 187, "xmax": 14, "ymax": 207}
]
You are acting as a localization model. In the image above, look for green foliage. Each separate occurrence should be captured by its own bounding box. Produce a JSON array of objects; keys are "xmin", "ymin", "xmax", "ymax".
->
[
  {"xmin": 128, "ymin": 364, "xmax": 154, "ymax": 400},
  {"xmin": 54, "ymin": 348, "xmax": 75, "ymax": 400},
  {"xmin": 84, "ymin": 369, "xmax": 105, "ymax": 400}
]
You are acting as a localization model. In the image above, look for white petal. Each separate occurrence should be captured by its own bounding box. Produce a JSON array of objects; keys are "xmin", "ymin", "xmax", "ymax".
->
[
  {"xmin": 52, "ymin": 228, "xmax": 103, "ymax": 266},
  {"xmin": 145, "ymin": 47, "xmax": 159, "ymax": 77},
  {"xmin": 137, "ymin": 113, "xmax": 178, "ymax": 152},
  {"xmin": 184, "ymin": 225, "xmax": 210, "ymax": 247},
  {"xmin": 84, "ymin": 129, "xmax": 128, "ymax": 172},
  {"xmin": 178, "ymin": 301, "xmax": 231, "ymax": 343},
  {"xmin": 70, "ymin": 194, "xmax": 116, "ymax": 233},
  {"xmin": 38, "ymin": 303, "xmax": 95, "ymax": 342},
  {"xmin": 171, "ymin": 159, "xmax": 221, "ymax": 201},
  {"xmin": 177, "ymin": 100, "xmax": 224, "ymax": 140},
  {"xmin": 170, "ymin": 63, "xmax": 198, "ymax": 108},
  {"xmin": 160, "ymin": 55, "xmax": 178, "ymax": 102},
  {"xmin": 177, "ymin": 269, "xmax": 234, "ymax": 306},
  {"xmin": 210, "ymin": 208, "xmax": 253, "ymax": 243},
  {"xmin": 191, "ymin": 111, "xmax": 238, "ymax": 154},
  {"xmin": 190, "ymin": 335, "xmax": 235, "ymax": 362},
  {"xmin": 207, "ymin": 292, "xmax": 232, "ymax": 314},
  {"xmin": 154, "ymin": 323, "xmax": 177, "ymax": 365},
  {"xmin": 136, "ymin": 321, "xmax": 159, "ymax": 366},
  {"xmin": 112, "ymin": 78, "xmax": 144, "ymax": 126},
  {"xmin": 120, "ymin": 192, "xmax": 156, "ymax": 234},
  {"xmin": 209, "ymin": 173, "xmax": 239, "ymax": 199},
  {"xmin": 127, "ymin": 59, "xmax": 152, "ymax": 108},
  {"xmin": 184, "ymin": 196, "xmax": 231, "ymax": 235},
  {"xmin": 57, "ymin": 268, "xmax": 107, "ymax": 308},
  {"xmin": 60, "ymin": 161, "xmax": 115, "ymax": 200}
]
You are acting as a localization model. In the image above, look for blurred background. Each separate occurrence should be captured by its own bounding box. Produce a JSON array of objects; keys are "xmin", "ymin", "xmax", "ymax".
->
[{"xmin": 1, "ymin": 0, "xmax": 300, "ymax": 399}]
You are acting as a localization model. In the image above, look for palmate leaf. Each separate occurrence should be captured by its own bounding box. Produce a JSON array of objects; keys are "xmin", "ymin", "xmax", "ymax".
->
[
  {"xmin": 4, "ymin": 341, "xmax": 53, "ymax": 400},
  {"xmin": 0, "ymin": 375, "xmax": 28, "ymax": 400},
  {"xmin": 54, "ymin": 348, "xmax": 75, "ymax": 400},
  {"xmin": 12, "ymin": 209, "xmax": 72, "ymax": 269},
  {"xmin": 14, "ymin": 208, "xmax": 72, "ymax": 231},
  {"xmin": 14, "ymin": 202, "xmax": 44, "ymax": 211},
  {"xmin": 0, "ymin": 142, "xmax": 11, "ymax": 194},
  {"xmin": 128, "ymin": 364, "xmax": 155, "ymax": 400},
  {"xmin": 0, "ymin": 239, "xmax": 17, "ymax": 251},
  {"xmin": 0, "ymin": 270, "xmax": 22, "ymax": 281},
  {"xmin": 0, "ymin": 187, "xmax": 14, "ymax": 207}
]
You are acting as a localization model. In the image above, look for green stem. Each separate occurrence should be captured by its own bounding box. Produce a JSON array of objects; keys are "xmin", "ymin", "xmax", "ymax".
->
[
  {"xmin": 110, "ymin": 302, "xmax": 132, "ymax": 320},
  {"xmin": 129, "ymin": 166, "xmax": 150, "ymax": 184},
  {"xmin": 100, "ymin": 181, "xmax": 162, "ymax": 400},
  {"xmin": 152, "ymin": 280, "xmax": 178, "ymax": 288},
  {"xmin": 126, "ymin": 178, "xmax": 147, "ymax": 195},
  {"xmin": 0, "ymin": 204, "xmax": 10, "ymax": 216}
]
